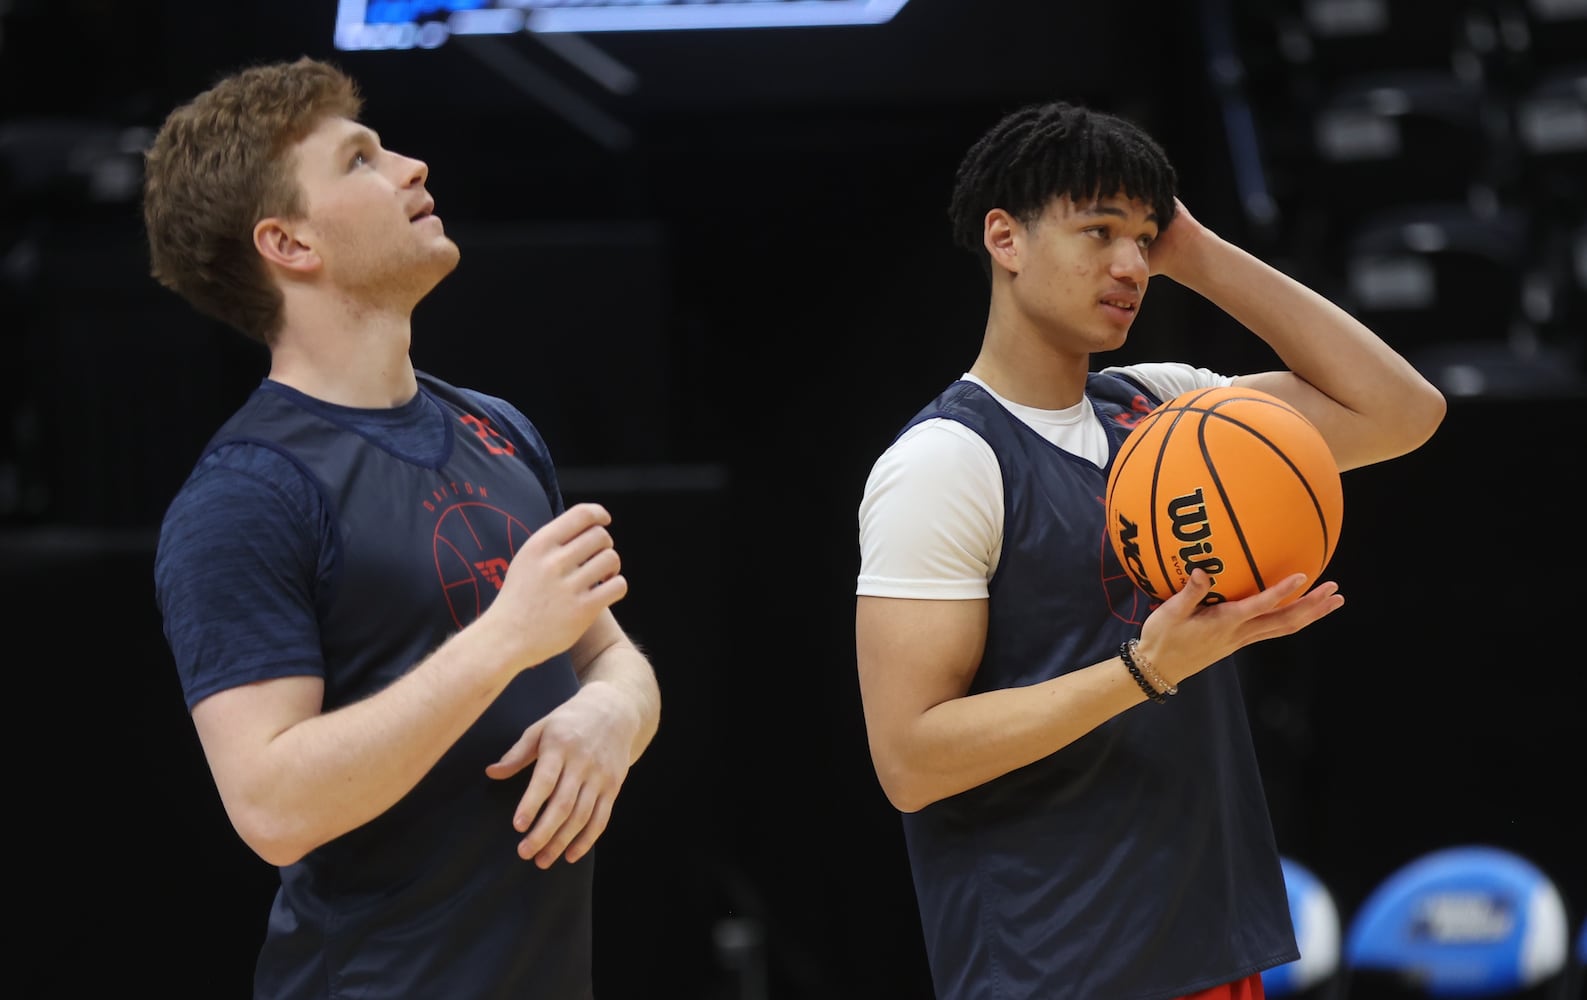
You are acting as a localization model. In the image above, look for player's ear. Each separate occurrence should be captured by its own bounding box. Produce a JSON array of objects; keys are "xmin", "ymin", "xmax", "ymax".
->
[
  {"xmin": 254, "ymin": 217, "xmax": 321, "ymax": 273},
  {"xmin": 984, "ymin": 209, "xmax": 1020, "ymax": 275}
]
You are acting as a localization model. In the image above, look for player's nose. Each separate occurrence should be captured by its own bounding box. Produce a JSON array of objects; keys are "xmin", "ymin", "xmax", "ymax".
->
[
  {"xmin": 395, "ymin": 152, "xmax": 429, "ymax": 188},
  {"xmin": 1111, "ymin": 239, "xmax": 1148, "ymax": 286}
]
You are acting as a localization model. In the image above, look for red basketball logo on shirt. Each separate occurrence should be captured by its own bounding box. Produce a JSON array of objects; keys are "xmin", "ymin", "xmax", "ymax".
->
[
  {"xmin": 433, "ymin": 501, "xmax": 533, "ymax": 628},
  {"xmin": 1097, "ymin": 493, "xmax": 1156, "ymax": 626}
]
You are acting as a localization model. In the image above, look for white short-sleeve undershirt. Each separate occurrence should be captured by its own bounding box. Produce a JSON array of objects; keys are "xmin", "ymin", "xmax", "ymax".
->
[{"xmin": 855, "ymin": 363, "xmax": 1233, "ymax": 599}]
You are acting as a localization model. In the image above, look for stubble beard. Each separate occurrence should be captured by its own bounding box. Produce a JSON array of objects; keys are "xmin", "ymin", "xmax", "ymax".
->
[{"xmin": 379, "ymin": 235, "xmax": 462, "ymax": 311}]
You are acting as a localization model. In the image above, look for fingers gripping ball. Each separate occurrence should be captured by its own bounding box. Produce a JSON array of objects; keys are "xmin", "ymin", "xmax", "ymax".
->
[{"xmin": 1105, "ymin": 386, "xmax": 1343, "ymax": 605}]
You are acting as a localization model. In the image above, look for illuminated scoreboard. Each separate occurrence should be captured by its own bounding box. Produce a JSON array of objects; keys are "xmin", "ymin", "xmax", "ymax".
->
[{"xmin": 335, "ymin": 0, "xmax": 914, "ymax": 50}]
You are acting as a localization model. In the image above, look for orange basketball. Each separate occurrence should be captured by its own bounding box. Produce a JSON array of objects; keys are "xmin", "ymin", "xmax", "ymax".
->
[{"xmin": 1104, "ymin": 386, "xmax": 1343, "ymax": 605}]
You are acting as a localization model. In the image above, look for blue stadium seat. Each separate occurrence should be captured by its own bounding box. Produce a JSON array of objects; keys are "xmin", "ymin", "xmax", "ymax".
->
[
  {"xmin": 1264, "ymin": 856, "xmax": 1344, "ymax": 999},
  {"xmin": 1342, "ymin": 845, "xmax": 1572, "ymax": 999},
  {"xmin": 1575, "ymin": 918, "xmax": 1586, "ymax": 1000}
]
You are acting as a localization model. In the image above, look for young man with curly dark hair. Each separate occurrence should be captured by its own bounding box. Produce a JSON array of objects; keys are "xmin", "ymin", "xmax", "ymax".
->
[{"xmin": 854, "ymin": 100, "xmax": 1446, "ymax": 1000}]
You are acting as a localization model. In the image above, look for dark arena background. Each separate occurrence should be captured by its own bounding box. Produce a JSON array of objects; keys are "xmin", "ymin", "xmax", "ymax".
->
[{"xmin": 3, "ymin": 1, "xmax": 1585, "ymax": 997}]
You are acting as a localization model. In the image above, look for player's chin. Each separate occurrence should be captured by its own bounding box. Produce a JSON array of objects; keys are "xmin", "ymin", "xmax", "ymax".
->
[
  {"xmin": 1094, "ymin": 325, "xmax": 1132, "ymax": 352},
  {"xmin": 427, "ymin": 240, "xmax": 462, "ymax": 275},
  {"xmin": 411, "ymin": 251, "xmax": 461, "ymax": 297}
]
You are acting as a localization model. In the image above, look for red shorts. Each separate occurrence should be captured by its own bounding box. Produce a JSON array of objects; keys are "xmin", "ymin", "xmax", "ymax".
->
[{"xmin": 1176, "ymin": 972, "xmax": 1265, "ymax": 1000}]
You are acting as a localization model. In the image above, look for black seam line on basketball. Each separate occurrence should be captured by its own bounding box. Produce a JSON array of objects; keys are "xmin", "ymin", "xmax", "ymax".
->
[
  {"xmin": 1148, "ymin": 387, "xmax": 1224, "ymax": 421},
  {"xmin": 1197, "ymin": 412, "xmax": 1265, "ymax": 593},
  {"xmin": 1174, "ymin": 387, "xmax": 1224, "ymax": 410},
  {"xmin": 1110, "ymin": 409, "xmax": 1156, "ymax": 509},
  {"xmin": 1200, "ymin": 406, "xmax": 1335, "ymax": 582},
  {"xmin": 1149, "ymin": 406, "xmax": 1197, "ymax": 596},
  {"xmin": 1199, "ymin": 402, "xmax": 1335, "ymax": 552}
]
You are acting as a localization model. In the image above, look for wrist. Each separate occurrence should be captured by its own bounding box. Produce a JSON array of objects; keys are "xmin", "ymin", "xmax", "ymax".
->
[{"xmin": 1120, "ymin": 638, "xmax": 1176, "ymax": 703}]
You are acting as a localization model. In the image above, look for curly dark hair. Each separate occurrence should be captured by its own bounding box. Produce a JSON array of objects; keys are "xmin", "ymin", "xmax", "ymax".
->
[
  {"xmin": 142, "ymin": 57, "xmax": 364, "ymax": 344},
  {"xmin": 947, "ymin": 101, "xmax": 1179, "ymax": 278}
]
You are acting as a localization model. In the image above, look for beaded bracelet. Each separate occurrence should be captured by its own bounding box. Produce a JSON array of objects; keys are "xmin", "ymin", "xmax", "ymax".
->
[
  {"xmin": 1126, "ymin": 637, "xmax": 1178, "ymax": 697},
  {"xmin": 1120, "ymin": 639, "xmax": 1166, "ymax": 703}
]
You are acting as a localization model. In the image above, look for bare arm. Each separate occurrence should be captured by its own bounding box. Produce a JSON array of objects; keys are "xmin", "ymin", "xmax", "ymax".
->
[
  {"xmin": 856, "ymin": 595, "xmax": 1142, "ymax": 812},
  {"xmin": 857, "ymin": 570, "xmax": 1346, "ymax": 813},
  {"xmin": 1151, "ymin": 200, "xmax": 1447, "ymax": 471},
  {"xmin": 568, "ymin": 608, "xmax": 661, "ymax": 764},
  {"xmin": 483, "ymin": 607, "xmax": 661, "ymax": 867},
  {"xmin": 190, "ymin": 502, "xmax": 627, "ymax": 867}
]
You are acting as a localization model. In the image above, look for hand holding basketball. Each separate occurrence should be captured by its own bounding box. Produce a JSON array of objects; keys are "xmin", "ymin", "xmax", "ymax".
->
[
  {"xmin": 1136, "ymin": 567, "xmax": 1345, "ymax": 690},
  {"xmin": 1105, "ymin": 386, "xmax": 1343, "ymax": 606}
]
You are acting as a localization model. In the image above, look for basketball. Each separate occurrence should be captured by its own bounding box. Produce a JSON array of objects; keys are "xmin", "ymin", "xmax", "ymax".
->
[{"xmin": 1104, "ymin": 386, "xmax": 1343, "ymax": 605}]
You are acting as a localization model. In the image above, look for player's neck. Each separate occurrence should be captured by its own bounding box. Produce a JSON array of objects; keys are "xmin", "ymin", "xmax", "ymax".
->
[
  {"xmin": 268, "ymin": 303, "xmax": 419, "ymax": 409},
  {"xmin": 970, "ymin": 331, "xmax": 1090, "ymax": 410}
]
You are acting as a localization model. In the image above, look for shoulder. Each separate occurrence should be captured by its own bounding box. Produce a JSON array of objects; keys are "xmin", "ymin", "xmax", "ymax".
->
[
  {"xmin": 157, "ymin": 443, "xmax": 321, "ymax": 576},
  {"xmin": 861, "ymin": 418, "xmax": 1001, "ymax": 542},
  {"xmin": 416, "ymin": 372, "xmax": 563, "ymax": 509},
  {"xmin": 904, "ymin": 379, "xmax": 1000, "ymax": 431},
  {"xmin": 1097, "ymin": 361, "xmax": 1233, "ymax": 401},
  {"xmin": 156, "ymin": 443, "xmax": 328, "ymax": 708},
  {"xmin": 417, "ymin": 371, "xmax": 519, "ymax": 419},
  {"xmin": 167, "ymin": 442, "xmax": 317, "ymax": 516},
  {"xmin": 464, "ymin": 389, "xmax": 539, "ymax": 442},
  {"xmin": 868, "ymin": 417, "xmax": 998, "ymax": 490},
  {"xmin": 859, "ymin": 418, "xmax": 1002, "ymax": 597},
  {"xmin": 419, "ymin": 372, "xmax": 547, "ymax": 450}
]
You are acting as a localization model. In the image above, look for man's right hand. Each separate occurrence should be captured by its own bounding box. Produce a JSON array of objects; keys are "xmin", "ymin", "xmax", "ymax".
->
[
  {"xmin": 483, "ymin": 502, "xmax": 628, "ymax": 669},
  {"xmin": 1136, "ymin": 569, "xmax": 1344, "ymax": 690}
]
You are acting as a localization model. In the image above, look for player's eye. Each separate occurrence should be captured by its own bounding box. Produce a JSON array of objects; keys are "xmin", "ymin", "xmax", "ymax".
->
[{"xmin": 350, "ymin": 150, "xmax": 370, "ymax": 169}]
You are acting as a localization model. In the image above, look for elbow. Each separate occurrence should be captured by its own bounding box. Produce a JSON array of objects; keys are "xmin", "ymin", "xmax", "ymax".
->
[
  {"xmin": 871, "ymin": 754, "xmax": 937, "ymax": 815},
  {"xmin": 1405, "ymin": 377, "xmax": 1447, "ymax": 441},
  {"xmin": 1395, "ymin": 382, "xmax": 1448, "ymax": 457},
  {"xmin": 1349, "ymin": 380, "xmax": 1448, "ymax": 469},
  {"xmin": 1419, "ymin": 385, "xmax": 1448, "ymax": 440},
  {"xmin": 226, "ymin": 802, "xmax": 317, "ymax": 868}
]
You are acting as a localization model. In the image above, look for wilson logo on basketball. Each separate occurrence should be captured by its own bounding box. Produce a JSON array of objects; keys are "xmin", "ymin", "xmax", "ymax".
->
[{"xmin": 1166, "ymin": 488, "xmax": 1227, "ymax": 603}]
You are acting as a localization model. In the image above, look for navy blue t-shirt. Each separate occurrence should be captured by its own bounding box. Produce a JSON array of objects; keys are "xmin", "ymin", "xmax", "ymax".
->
[
  {"xmin": 895, "ymin": 375, "xmax": 1296, "ymax": 1000},
  {"xmin": 155, "ymin": 372, "xmax": 592, "ymax": 1000}
]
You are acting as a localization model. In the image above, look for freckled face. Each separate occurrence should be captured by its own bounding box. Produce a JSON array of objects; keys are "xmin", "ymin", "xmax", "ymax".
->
[
  {"xmin": 288, "ymin": 116, "xmax": 460, "ymax": 306},
  {"xmin": 1007, "ymin": 193, "xmax": 1158, "ymax": 353}
]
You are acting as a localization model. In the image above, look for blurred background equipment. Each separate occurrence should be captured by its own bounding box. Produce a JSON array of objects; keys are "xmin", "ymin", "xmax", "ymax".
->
[
  {"xmin": 1211, "ymin": 0, "xmax": 1587, "ymax": 401},
  {"xmin": 333, "ymin": 0, "xmax": 916, "ymax": 49},
  {"xmin": 1342, "ymin": 844, "xmax": 1574, "ymax": 1000},
  {"xmin": 1263, "ymin": 856, "xmax": 1346, "ymax": 1000}
]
